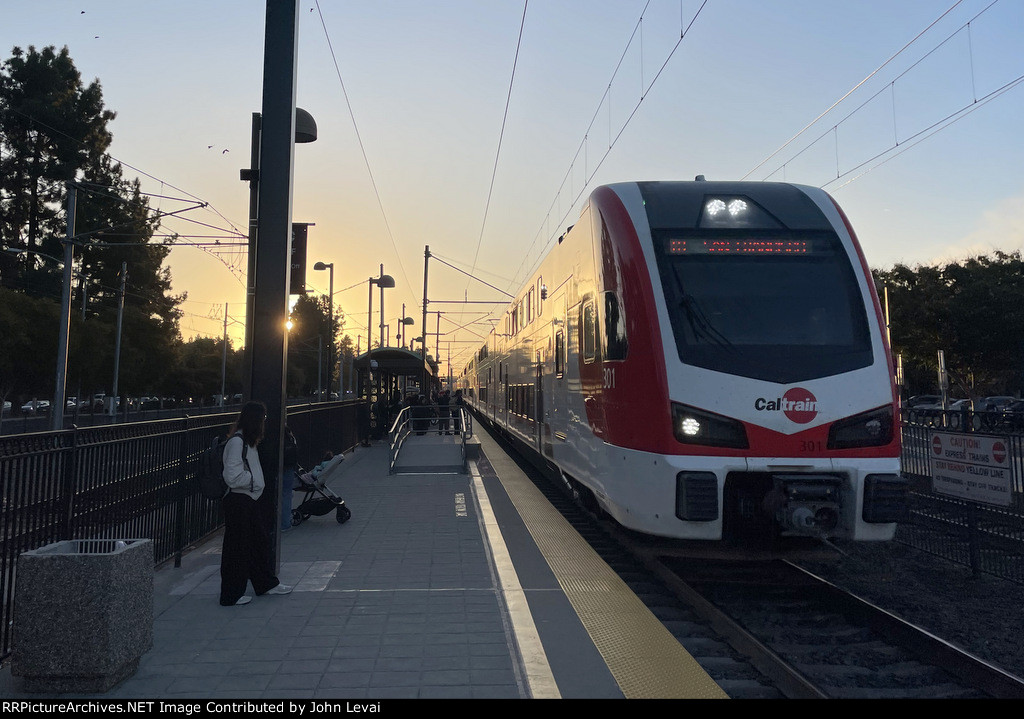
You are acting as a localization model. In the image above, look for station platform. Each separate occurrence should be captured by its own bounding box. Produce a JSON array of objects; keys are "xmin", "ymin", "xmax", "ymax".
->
[{"xmin": 0, "ymin": 425, "xmax": 727, "ymax": 700}]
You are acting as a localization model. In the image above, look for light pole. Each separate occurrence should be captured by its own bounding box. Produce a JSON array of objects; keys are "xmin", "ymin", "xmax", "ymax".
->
[
  {"xmin": 365, "ymin": 268, "xmax": 395, "ymax": 437},
  {"xmin": 313, "ymin": 261, "xmax": 333, "ymax": 399},
  {"xmin": 395, "ymin": 303, "xmax": 414, "ymax": 346},
  {"xmin": 366, "ymin": 268, "xmax": 395, "ymax": 352}
]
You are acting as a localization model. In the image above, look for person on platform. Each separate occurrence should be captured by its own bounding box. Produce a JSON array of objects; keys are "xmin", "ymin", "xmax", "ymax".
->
[{"xmin": 219, "ymin": 401, "xmax": 293, "ymax": 606}]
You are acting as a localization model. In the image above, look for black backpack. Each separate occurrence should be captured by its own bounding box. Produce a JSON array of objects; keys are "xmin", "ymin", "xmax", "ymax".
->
[{"xmin": 198, "ymin": 432, "xmax": 248, "ymax": 500}]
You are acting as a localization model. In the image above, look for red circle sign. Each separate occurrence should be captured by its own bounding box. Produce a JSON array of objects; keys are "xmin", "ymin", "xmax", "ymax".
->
[
  {"xmin": 993, "ymin": 442, "xmax": 1006, "ymax": 463},
  {"xmin": 932, "ymin": 435, "xmax": 943, "ymax": 455},
  {"xmin": 783, "ymin": 387, "xmax": 818, "ymax": 424}
]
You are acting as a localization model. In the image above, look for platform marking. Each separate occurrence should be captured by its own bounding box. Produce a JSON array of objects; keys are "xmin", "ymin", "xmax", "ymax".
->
[
  {"xmin": 475, "ymin": 426, "xmax": 728, "ymax": 699},
  {"xmin": 470, "ymin": 459, "xmax": 561, "ymax": 699}
]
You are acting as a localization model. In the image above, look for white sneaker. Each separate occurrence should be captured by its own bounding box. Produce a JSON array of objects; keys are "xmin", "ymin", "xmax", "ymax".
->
[
  {"xmin": 232, "ymin": 596, "xmax": 252, "ymax": 606},
  {"xmin": 265, "ymin": 584, "xmax": 293, "ymax": 595}
]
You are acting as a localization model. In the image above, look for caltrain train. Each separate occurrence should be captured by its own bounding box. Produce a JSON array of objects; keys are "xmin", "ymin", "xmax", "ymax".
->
[{"xmin": 457, "ymin": 180, "xmax": 906, "ymax": 542}]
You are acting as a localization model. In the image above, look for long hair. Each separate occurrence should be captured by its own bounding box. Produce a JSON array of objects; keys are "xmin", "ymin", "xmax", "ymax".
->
[{"xmin": 229, "ymin": 401, "xmax": 266, "ymax": 446}]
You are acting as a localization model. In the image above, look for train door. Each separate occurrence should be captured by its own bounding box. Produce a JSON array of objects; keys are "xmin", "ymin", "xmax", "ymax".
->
[{"xmin": 535, "ymin": 354, "xmax": 543, "ymax": 456}]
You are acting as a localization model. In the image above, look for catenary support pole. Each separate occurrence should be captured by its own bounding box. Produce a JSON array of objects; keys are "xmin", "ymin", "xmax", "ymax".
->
[{"xmin": 250, "ymin": 0, "xmax": 300, "ymax": 573}]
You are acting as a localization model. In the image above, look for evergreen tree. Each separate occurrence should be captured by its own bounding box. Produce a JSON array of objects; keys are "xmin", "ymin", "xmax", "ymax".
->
[{"xmin": 0, "ymin": 45, "xmax": 183, "ymax": 400}]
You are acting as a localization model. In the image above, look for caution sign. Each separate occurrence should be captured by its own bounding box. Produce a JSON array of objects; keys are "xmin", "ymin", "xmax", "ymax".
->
[{"xmin": 929, "ymin": 431, "xmax": 1012, "ymax": 506}]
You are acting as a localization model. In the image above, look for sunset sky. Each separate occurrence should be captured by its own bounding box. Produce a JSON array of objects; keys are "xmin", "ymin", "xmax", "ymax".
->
[{"xmin": 3, "ymin": 0, "xmax": 1022, "ymax": 376}]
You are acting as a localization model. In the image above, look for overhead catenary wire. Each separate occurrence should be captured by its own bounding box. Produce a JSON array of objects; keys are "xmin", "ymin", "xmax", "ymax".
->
[
  {"xmin": 741, "ymin": 0, "xmax": 970, "ymax": 180},
  {"xmin": 464, "ymin": 0, "xmax": 530, "ymax": 299},
  {"xmin": 312, "ymin": 0, "xmax": 413, "ymax": 301},
  {"xmin": 511, "ymin": 0, "xmax": 709, "ymax": 295}
]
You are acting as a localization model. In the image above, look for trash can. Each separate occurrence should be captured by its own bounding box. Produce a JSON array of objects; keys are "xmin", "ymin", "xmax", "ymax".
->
[{"xmin": 12, "ymin": 538, "xmax": 154, "ymax": 693}]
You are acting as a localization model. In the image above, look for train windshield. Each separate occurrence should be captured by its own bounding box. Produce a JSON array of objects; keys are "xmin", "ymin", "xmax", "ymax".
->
[{"xmin": 654, "ymin": 231, "xmax": 873, "ymax": 383}]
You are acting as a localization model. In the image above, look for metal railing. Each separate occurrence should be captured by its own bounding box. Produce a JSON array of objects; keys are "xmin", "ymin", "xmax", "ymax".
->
[
  {"xmin": 387, "ymin": 404, "xmax": 473, "ymax": 474},
  {"xmin": 0, "ymin": 400, "xmax": 361, "ymax": 660},
  {"xmin": 899, "ymin": 408, "xmax": 1024, "ymax": 584}
]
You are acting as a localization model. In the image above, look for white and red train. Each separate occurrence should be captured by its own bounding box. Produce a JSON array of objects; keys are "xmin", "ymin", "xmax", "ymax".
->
[{"xmin": 458, "ymin": 180, "xmax": 905, "ymax": 542}]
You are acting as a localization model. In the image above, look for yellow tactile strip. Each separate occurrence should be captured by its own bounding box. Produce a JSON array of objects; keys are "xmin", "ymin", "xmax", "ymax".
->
[{"xmin": 476, "ymin": 427, "xmax": 728, "ymax": 699}]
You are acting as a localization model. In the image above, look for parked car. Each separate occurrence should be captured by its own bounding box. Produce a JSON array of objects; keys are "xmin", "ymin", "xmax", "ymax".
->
[
  {"xmin": 2, "ymin": 400, "xmax": 11, "ymax": 415},
  {"xmin": 979, "ymin": 396, "xmax": 1016, "ymax": 412},
  {"xmin": 948, "ymin": 399, "xmax": 973, "ymax": 411},
  {"xmin": 1002, "ymin": 399, "xmax": 1024, "ymax": 415},
  {"xmin": 907, "ymin": 395, "xmax": 942, "ymax": 409},
  {"xmin": 21, "ymin": 399, "xmax": 50, "ymax": 414}
]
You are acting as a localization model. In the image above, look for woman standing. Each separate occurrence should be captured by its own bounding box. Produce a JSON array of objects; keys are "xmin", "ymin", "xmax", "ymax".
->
[{"xmin": 220, "ymin": 401, "xmax": 293, "ymax": 606}]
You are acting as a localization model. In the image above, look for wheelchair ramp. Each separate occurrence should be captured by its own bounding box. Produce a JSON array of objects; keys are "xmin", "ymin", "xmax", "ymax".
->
[{"xmin": 391, "ymin": 433, "xmax": 466, "ymax": 474}]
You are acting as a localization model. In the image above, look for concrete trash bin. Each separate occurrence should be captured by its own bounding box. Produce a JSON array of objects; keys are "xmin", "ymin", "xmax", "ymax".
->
[{"xmin": 12, "ymin": 538, "xmax": 154, "ymax": 693}]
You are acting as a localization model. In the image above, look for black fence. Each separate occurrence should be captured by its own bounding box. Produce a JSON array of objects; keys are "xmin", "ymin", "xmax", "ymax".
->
[
  {"xmin": 0, "ymin": 400, "xmax": 361, "ymax": 660},
  {"xmin": 900, "ymin": 408, "xmax": 1024, "ymax": 585}
]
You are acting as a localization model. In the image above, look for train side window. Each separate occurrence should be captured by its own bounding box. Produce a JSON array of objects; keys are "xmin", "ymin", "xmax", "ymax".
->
[
  {"xmin": 604, "ymin": 291, "xmax": 628, "ymax": 360},
  {"xmin": 582, "ymin": 299, "xmax": 597, "ymax": 363},
  {"xmin": 527, "ymin": 288, "xmax": 534, "ymax": 324},
  {"xmin": 555, "ymin": 331, "xmax": 564, "ymax": 378}
]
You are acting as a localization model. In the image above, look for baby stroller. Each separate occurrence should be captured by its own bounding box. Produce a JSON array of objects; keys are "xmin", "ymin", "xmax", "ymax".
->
[{"xmin": 291, "ymin": 453, "xmax": 352, "ymax": 525}]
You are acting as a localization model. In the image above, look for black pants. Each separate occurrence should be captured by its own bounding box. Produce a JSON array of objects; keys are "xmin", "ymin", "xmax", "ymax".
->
[{"xmin": 220, "ymin": 492, "xmax": 280, "ymax": 605}]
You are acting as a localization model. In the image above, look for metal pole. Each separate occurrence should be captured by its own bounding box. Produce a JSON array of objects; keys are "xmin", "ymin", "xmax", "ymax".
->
[
  {"xmin": 326, "ymin": 265, "xmax": 333, "ymax": 398},
  {"xmin": 52, "ymin": 183, "xmax": 76, "ymax": 431},
  {"xmin": 111, "ymin": 261, "xmax": 127, "ymax": 418},
  {"xmin": 421, "ymin": 245, "xmax": 430, "ymax": 391},
  {"xmin": 251, "ymin": 0, "xmax": 300, "ymax": 574},
  {"xmin": 220, "ymin": 302, "xmax": 228, "ymax": 407},
  {"xmin": 242, "ymin": 112, "xmax": 261, "ymax": 402},
  {"xmin": 379, "ymin": 264, "xmax": 385, "ymax": 349},
  {"xmin": 317, "ymin": 335, "xmax": 323, "ymax": 401},
  {"xmin": 367, "ymin": 279, "xmax": 373, "ymax": 352}
]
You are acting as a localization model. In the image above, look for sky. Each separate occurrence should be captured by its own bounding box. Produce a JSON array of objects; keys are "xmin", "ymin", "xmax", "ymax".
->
[{"xmin": 3, "ymin": 0, "xmax": 1023, "ymax": 377}]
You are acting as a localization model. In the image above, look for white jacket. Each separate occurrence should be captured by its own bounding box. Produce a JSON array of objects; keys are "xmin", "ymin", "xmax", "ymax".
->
[{"xmin": 222, "ymin": 434, "xmax": 265, "ymax": 500}]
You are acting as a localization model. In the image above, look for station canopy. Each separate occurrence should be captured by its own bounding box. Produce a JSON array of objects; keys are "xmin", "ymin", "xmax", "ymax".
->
[{"xmin": 353, "ymin": 347, "xmax": 434, "ymax": 379}]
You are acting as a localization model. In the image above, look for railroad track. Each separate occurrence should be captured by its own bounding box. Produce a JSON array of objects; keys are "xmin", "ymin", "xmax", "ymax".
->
[
  {"xmin": 484, "ymin": 427, "xmax": 1024, "ymax": 699},
  {"xmin": 635, "ymin": 554, "xmax": 1024, "ymax": 699}
]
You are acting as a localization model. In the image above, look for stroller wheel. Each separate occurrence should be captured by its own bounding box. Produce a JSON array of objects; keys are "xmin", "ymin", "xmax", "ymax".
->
[
  {"xmin": 291, "ymin": 510, "xmax": 303, "ymax": 526},
  {"xmin": 336, "ymin": 505, "xmax": 352, "ymax": 524}
]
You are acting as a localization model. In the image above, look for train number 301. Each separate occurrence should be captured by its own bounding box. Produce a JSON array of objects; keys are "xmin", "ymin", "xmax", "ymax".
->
[{"xmin": 603, "ymin": 367, "xmax": 616, "ymax": 389}]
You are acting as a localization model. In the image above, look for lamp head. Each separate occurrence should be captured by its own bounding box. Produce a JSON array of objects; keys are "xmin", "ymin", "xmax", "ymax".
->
[
  {"xmin": 295, "ymin": 107, "xmax": 317, "ymax": 144},
  {"xmin": 313, "ymin": 261, "xmax": 331, "ymax": 271},
  {"xmin": 378, "ymin": 274, "xmax": 395, "ymax": 289}
]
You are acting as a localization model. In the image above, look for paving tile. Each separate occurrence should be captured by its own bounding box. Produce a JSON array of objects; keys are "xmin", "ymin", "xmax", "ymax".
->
[
  {"xmin": 267, "ymin": 673, "xmax": 322, "ymax": 690},
  {"xmin": 216, "ymin": 674, "xmax": 274, "ymax": 692}
]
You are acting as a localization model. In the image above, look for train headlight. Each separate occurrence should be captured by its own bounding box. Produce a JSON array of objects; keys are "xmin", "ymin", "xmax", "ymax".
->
[
  {"xmin": 699, "ymin": 195, "xmax": 782, "ymax": 229},
  {"xmin": 705, "ymin": 199, "xmax": 727, "ymax": 217},
  {"xmin": 672, "ymin": 403, "xmax": 749, "ymax": 449},
  {"xmin": 827, "ymin": 405, "xmax": 894, "ymax": 449}
]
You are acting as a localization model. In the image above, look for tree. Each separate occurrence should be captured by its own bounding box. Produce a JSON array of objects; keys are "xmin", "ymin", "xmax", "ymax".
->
[
  {"xmin": 874, "ymin": 251, "xmax": 1024, "ymax": 397},
  {"xmin": 287, "ymin": 294, "xmax": 343, "ymax": 398},
  {"xmin": 0, "ymin": 45, "xmax": 183, "ymax": 399}
]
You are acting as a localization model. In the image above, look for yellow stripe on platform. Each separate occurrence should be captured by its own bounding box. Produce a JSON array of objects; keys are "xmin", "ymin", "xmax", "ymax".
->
[{"xmin": 475, "ymin": 426, "xmax": 728, "ymax": 699}]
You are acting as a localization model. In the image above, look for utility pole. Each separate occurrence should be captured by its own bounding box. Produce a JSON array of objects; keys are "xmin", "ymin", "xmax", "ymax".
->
[
  {"xmin": 220, "ymin": 303, "xmax": 228, "ymax": 407},
  {"xmin": 421, "ymin": 245, "xmax": 430, "ymax": 392},
  {"xmin": 51, "ymin": 183, "xmax": 76, "ymax": 431},
  {"xmin": 111, "ymin": 261, "xmax": 127, "ymax": 418}
]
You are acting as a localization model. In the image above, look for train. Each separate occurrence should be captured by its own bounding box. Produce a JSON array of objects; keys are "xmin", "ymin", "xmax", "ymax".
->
[{"xmin": 457, "ymin": 180, "xmax": 906, "ymax": 542}]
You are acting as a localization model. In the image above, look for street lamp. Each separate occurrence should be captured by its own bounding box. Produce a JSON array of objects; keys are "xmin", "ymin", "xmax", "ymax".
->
[
  {"xmin": 395, "ymin": 302, "xmax": 414, "ymax": 347},
  {"xmin": 366, "ymin": 267, "xmax": 395, "ymax": 351},
  {"xmin": 313, "ymin": 261, "xmax": 333, "ymax": 399}
]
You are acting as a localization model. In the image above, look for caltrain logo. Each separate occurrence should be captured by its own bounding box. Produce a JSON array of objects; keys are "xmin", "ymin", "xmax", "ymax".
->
[{"xmin": 754, "ymin": 388, "xmax": 819, "ymax": 424}]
